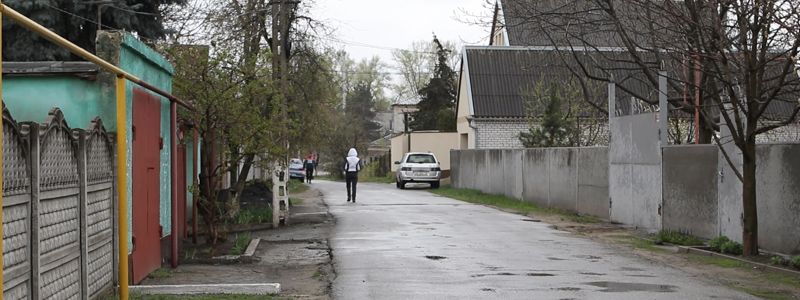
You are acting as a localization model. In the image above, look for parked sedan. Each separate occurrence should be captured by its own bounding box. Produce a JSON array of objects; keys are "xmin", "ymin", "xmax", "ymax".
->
[
  {"xmin": 395, "ymin": 152, "xmax": 441, "ymax": 189},
  {"xmin": 288, "ymin": 158, "xmax": 305, "ymax": 181}
]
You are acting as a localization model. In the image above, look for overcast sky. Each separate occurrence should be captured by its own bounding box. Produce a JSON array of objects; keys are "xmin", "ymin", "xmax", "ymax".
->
[{"xmin": 308, "ymin": 0, "xmax": 491, "ymax": 67}]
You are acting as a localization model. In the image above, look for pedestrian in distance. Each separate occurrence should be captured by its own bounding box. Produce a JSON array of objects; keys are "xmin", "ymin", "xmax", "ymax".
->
[
  {"xmin": 304, "ymin": 156, "xmax": 315, "ymax": 184},
  {"xmin": 343, "ymin": 148, "xmax": 362, "ymax": 202}
]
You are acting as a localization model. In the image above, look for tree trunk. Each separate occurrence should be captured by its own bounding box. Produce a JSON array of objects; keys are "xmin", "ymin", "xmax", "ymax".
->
[
  {"xmin": 741, "ymin": 140, "xmax": 758, "ymax": 256},
  {"xmin": 226, "ymin": 153, "xmax": 255, "ymax": 219}
]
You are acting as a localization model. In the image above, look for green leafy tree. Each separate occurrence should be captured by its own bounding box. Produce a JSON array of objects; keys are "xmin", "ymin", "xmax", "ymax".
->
[
  {"xmin": 410, "ymin": 36, "xmax": 457, "ymax": 131},
  {"xmin": 3, "ymin": 0, "xmax": 185, "ymax": 61}
]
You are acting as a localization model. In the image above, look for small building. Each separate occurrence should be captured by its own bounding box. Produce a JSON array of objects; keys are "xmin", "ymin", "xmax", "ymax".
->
[
  {"xmin": 2, "ymin": 31, "xmax": 196, "ymax": 286},
  {"xmin": 390, "ymin": 131, "xmax": 459, "ymax": 174}
]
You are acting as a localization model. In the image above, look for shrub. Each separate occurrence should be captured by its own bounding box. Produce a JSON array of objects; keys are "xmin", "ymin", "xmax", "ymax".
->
[
  {"xmin": 708, "ymin": 236, "xmax": 730, "ymax": 252},
  {"xmin": 720, "ymin": 240, "xmax": 743, "ymax": 255},
  {"xmin": 791, "ymin": 256, "xmax": 800, "ymax": 269},
  {"xmin": 655, "ymin": 230, "xmax": 704, "ymax": 246},
  {"xmin": 770, "ymin": 255, "xmax": 788, "ymax": 266}
]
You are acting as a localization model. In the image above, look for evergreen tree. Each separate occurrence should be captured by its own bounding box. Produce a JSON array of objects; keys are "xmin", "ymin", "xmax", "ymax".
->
[
  {"xmin": 345, "ymin": 83, "xmax": 381, "ymax": 148},
  {"xmin": 519, "ymin": 83, "xmax": 576, "ymax": 148},
  {"xmin": 410, "ymin": 36, "xmax": 457, "ymax": 131},
  {"xmin": 3, "ymin": 0, "xmax": 185, "ymax": 61}
]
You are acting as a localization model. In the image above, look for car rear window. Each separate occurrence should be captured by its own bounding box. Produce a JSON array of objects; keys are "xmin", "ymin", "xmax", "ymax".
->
[{"xmin": 407, "ymin": 154, "xmax": 436, "ymax": 164}]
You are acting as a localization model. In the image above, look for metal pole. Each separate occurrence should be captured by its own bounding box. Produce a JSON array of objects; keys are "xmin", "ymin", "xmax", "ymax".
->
[
  {"xmin": 170, "ymin": 102, "xmax": 178, "ymax": 268},
  {"xmin": 116, "ymin": 76, "xmax": 129, "ymax": 300},
  {"xmin": 0, "ymin": 0, "xmax": 6, "ymax": 291}
]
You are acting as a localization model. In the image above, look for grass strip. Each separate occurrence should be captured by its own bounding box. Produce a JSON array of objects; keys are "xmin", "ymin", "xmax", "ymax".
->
[{"xmin": 430, "ymin": 186, "xmax": 599, "ymax": 223}]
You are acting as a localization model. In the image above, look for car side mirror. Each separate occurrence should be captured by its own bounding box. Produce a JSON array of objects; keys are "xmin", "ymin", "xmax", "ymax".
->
[{"xmin": 394, "ymin": 161, "xmax": 401, "ymax": 165}]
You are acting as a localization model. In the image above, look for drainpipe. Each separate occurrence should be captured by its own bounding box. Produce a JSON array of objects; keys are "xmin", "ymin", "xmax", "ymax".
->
[
  {"xmin": 192, "ymin": 129, "xmax": 198, "ymax": 244},
  {"xmin": 170, "ymin": 102, "xmax": 178, "ymax": 268},
  {"xmin": 468, "ymin": 117, "xmax": 478, "ymax": 149}
]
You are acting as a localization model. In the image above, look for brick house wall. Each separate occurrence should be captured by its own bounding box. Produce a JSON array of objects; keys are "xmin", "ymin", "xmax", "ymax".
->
[{"xmin": 474, "ymin": 118, "xmax": 529, "ymax": 149}]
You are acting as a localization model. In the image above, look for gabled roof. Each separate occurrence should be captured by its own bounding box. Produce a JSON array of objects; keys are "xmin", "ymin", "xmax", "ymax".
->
[
  {"xmin": 462, "ymin": 46, "xmax": 658, "ymax": 118},
  {"xmin": 500, "ymin": 0, "xmax": 670, "ymax": 48}
]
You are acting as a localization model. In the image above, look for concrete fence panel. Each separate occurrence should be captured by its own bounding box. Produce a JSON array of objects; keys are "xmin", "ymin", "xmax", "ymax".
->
[
  {"xmin": 2, "ymin": 108, "xmax": 33, "ymax": 300},
  {"xmin": 84, "ymin": 118, "xmax": 116, "ymax": 298},
  {"xmin": 449, "ymin": 150, "xmax": 461, "ymax": 188},
  {"xmin": 662, "ymin": 145, "xmax": 719, "ymax": 239},
  {"xmin": 547, "ymin": 148, "xmax": 578, "ymax": 211},
  {"xmin": 755, "ymin": 144, "xmax": 800, "ymax": 254},
  {"xmin": 35, "ymin": 109, "xmax": 82, "ymax": 299},
  {"xmin": 576, "ymin": 147, "xmax": 609, "ymax": 219},
  {"xmin": 485, "ymin": 150, "xmax": 505, "ymax": 196},
  {"xmin": 522, "ymin": 149, "xmax": 549, "ymax": 206}
]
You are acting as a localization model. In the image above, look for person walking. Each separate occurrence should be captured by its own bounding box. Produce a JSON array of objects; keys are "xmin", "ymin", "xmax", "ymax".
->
[
  {"xmin": 343, "ymin": 148, "xmax": 362, "ymax": 202},
  {"xmin": 304, "ymin": 156, "xmax": 315, "ymax": 184}
]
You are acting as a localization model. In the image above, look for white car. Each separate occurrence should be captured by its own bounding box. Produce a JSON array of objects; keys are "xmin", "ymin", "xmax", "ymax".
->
[{"xmin": 395, "ymin": 152, "xmax": 441, "ymax": 189}]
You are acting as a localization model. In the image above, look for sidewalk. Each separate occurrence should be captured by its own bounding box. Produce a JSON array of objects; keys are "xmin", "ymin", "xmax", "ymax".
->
[{"xmin": 140, "ymin": 185, "xmax": 334, "ymax": 299}]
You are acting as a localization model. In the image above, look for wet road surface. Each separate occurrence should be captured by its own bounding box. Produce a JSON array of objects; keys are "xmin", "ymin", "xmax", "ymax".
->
[{"xmin": 317, "ymin": 180, "xmax": 753, "ymax": 300}]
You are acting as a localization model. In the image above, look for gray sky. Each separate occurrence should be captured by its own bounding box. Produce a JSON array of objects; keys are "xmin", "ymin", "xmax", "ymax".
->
[{"xmin": 309, "ymin": 0, "xmax": 491, "ymax": 66}]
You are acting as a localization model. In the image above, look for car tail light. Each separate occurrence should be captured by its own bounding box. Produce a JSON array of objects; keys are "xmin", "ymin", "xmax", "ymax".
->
[
  {"xmin": 401, "ymin": 167, "xmax": 411, "ymax": 171},
  {"xmin": 431, "ymin": 167, "xmax": 441, "ymax": 171}
]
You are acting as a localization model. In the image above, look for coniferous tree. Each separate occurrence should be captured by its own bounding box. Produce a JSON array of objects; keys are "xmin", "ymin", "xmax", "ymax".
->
[
  {"xmin": 410, "ymin": 36, "xmax": 457, "ymax": 131},
  {"xmin": 3, "ymin": 0, "xmax": 185, "ymax": 61}
]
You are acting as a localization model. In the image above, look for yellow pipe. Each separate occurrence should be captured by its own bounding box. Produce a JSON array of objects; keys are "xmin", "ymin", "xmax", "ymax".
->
[
  {"xmin": 115, "ymin": 76, "xmax": 129, "ymax": 300},
  {"xmin": 0, "ymin": 4, "xmax": 193, "ymax": 111},
  {"xmin": 0, "ymin": 0, "xmax": 5, "ymax": 294}
]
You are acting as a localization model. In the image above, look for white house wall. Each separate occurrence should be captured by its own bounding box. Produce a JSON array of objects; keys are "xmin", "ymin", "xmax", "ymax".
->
[{"xmin": 475, "ymin": 119, "xmax": 528, "ymax": 149}]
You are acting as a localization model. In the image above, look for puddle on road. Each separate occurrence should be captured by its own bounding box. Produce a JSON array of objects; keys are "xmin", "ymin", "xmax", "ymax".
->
[
  {"xmin": 526, "ymin": 273, "xmax": 555, "ymax": 277},
  {"xmin": 480, "ymin": 288, "xmax": 496, "ymax": 292},
  {"xmin": 580, "ymin": 272, "xmax": 606, "ymax": 276},
  {"xmin": 573, "ymin": 255, "xmax": 602, "ymax": 260},
  {"xmin": 619, "ymin": 267, "xmax": 645, "ymax": 272},
  {"xmin": 554, "ymin": 287, "xmax": 581, "ymax": 291},
  {"xmin": 410, "ymin": 222, "xmax": 429, "ymax": 225},
  {"xmin": 585, "ymin": 281, "xmax": 676, "ymax": 293},
  {"xmin": 425, "ymin": 255, "xmax": 447, "ymax": 261},
  {"xmin": 521, "ymin": 219, "xmax": 542, "ymax": 222},
  {"xmin": 547, "ymin": 257, "xmax": 567, "ymax": 261},
  {"xmin": 626, "ymin": 274, "xmax": 656, "ymax": 278},
  {"xmin": 472, "ymin": 272, "xmax": 516, "ymax": 277}
]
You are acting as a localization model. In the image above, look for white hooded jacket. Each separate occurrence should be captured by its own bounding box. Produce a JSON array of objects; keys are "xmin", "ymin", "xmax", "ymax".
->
[{"xmin": 343, "ymin": 148, "xmax": 362, "ymax": 172}]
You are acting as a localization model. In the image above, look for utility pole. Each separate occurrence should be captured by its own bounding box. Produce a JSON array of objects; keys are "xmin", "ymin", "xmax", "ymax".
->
[{"xmin": 269, "ymin": 0, "xmax": 298, "ymax": 227}]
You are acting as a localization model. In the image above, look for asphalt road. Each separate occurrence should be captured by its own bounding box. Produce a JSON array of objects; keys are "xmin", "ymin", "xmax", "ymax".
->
[{"xmin": 317, "ymin": 180, "xmax": 754, "ymax": 300}]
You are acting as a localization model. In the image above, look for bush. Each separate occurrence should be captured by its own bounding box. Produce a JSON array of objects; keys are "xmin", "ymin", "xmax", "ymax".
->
[
  {"xmin": 791, "ymin": 256, "xmax": 800, "ymax": 269},
  {"xmin": 720, "ymin": 240, "xmax": 743, "ymax": 255},
  {"xmin": 708, "ymin": 236, "xmax": 730, "ymax": 252},
  {"xmin": 770, "ymin": 255, "xmax": 788, "ymax": 266},
  {"xmin": 654, "ymin": 230, "xmax": 704, "ymax": 246}
]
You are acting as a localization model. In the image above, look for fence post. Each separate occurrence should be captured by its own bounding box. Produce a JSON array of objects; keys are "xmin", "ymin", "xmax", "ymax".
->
[
  {"xmin": 659, "ymin": 71, "xmax": 669, "ymax": 146},
  {"xmin": 76, "ymin": 129, "xmax": 88, "ymax": 298},
  {"xmin": 27, "ymin": 123, "xmax": 40, "ymax": 300}
]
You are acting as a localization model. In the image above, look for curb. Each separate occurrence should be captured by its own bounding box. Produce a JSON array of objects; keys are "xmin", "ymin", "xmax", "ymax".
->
[
  {"xmin": 130, "ymin": 283, "xmax": 280, "ymax": 295},
  {"xmin": 678, "ymin": 246, "xmax": 800, "ymax": 277},
  {"xmin": 243, "ymin": 238, "xmax": 261, "ymax": 258}
]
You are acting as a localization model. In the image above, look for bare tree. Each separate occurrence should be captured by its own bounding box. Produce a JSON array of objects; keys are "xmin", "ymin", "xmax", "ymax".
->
[{"xmin": 510, "ymin": 0, "xmax": 800, "ymax": 255}]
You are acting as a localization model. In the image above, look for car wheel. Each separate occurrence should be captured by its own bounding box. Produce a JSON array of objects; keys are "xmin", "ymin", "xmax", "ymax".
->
[
  {"xmin": 399, "ymin": 181, "xmax": 406, "ymax": 189},
  {"xmin": 431, "ymin": 181, "xmax": 440, "ymax": 189},
  {"xmin": 396, "ymin": 180, "xmax": 401, "ymax": 189}
]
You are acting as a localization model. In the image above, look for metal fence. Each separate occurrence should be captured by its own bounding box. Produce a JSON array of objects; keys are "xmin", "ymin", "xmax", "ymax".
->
[{"xmin": 2, "ymin": 106, "xmax": 116, "ymax": 299}]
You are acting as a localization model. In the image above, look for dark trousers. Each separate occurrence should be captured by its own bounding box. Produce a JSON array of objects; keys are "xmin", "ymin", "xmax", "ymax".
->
[{"xmin": 345, "ymin": 171, "xmax": 358, "ymax": 200}]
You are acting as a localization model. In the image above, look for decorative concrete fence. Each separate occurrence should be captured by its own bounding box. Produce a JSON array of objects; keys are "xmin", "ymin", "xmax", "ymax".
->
[{"xmin": 3, "ymin": 107, "xmax": 116, "ymax": 299}]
